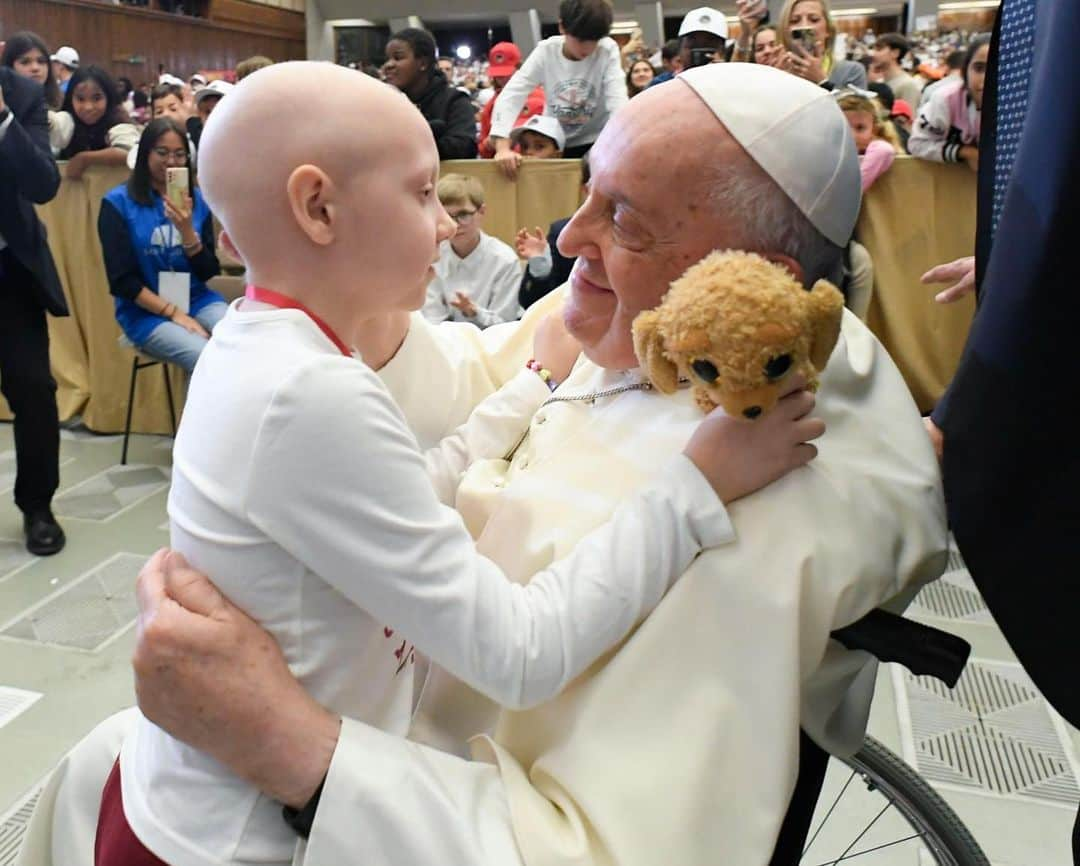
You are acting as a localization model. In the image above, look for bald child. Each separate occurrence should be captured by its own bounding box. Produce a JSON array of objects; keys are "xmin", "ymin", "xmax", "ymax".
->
[{"xmin": 96, "ymin": 63, "xmax": 825, "ymax": 866}]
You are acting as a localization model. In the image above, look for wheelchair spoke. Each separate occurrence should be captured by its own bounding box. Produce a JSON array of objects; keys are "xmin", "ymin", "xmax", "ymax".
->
[
  {"xmin": 803, "ymin": 769, "xmax": 860, "ymax": 856},
  {"xmin": 821, "ymin": 799, "xmax": 892, "ymax": 866},
  {"xmin": 805, "ymin": 831, "xmax": 929, "ymax": 865}
]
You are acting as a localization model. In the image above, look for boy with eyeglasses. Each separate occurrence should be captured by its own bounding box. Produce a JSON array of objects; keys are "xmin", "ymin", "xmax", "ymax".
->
[{"xmin": 422, "ymin": 173, "xmax": 523, "ymax": 327}]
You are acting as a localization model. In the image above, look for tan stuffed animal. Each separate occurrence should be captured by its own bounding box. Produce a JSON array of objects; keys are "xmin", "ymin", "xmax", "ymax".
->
[{"xmin": 632, "ymin": 250, "xmax": 845, "ymax": 419}]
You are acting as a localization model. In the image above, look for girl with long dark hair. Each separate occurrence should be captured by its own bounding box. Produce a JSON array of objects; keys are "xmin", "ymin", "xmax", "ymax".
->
[
  {"xmin": 97, "ymin": 117, "xmax": 225, "ymax": 371},
  {"xmin": 55, "ymin": 65, "xmax": 139, "ymax": 178}
]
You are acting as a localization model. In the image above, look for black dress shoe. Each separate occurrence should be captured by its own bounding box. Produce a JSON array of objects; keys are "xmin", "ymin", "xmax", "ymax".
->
[{"xmin": 24, "ymin": 510, "xmax": 66, "ymax": 556}]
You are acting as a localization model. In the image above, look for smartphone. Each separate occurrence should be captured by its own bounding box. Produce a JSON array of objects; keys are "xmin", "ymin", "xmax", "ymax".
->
[
  {"xmin": 165, "ymin": 167, "xmax": 189, "ymax": 209},
  {"xmin": 791, "ymin": 26, "xmax": 818, "ymax": 55}
]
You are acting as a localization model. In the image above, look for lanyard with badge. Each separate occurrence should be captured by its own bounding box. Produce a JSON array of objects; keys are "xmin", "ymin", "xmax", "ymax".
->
[{"xmin": 147, "ymin": 197, "xmax": 191, "ymax": 314}]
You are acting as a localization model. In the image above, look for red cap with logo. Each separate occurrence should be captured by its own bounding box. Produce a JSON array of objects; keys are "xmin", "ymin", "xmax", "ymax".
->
[{"xmin": 488, "ymin": 42, "xmax": 522, "ymax": 78}]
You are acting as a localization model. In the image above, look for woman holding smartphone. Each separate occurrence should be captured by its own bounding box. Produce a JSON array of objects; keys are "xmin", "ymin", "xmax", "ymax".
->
[
  {"xmin": 777, "ymin": 0, "xmax": 867, "ymax": 90},
  {"xmin": 98, "ymin": 118, "xmax": 225, "ymax": 373}
]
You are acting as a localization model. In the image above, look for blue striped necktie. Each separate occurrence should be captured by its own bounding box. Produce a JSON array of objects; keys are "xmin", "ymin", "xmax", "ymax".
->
[{"xmin": 991, "ymin": 0, "xmax": 1037, "ymax": 238}]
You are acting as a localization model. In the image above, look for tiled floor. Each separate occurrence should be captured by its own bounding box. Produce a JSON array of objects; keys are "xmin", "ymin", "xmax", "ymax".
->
[{"xmin": 0, "ymin": 419, "xmax": 1076, "ymax": 865}]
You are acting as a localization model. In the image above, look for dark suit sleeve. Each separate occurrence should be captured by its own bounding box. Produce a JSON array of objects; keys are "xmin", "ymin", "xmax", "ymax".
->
[
  {"xmin": 98, "ymin": 199, "xmax": 145, "ymax": 301},
  {"xmin": 187, "ymin": 214, "xmax": 221, "ymax": 283},
  {"xmin": 0, "ymin": 76, "xmax": 61, "ymax": 205},
  {"xmin": 433, "ymin": 93, "xmax": 479, "ymax": 160}
]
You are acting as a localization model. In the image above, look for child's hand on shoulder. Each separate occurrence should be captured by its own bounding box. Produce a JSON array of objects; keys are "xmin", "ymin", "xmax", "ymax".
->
[{"xmin": 532, "ymin": 311, "xmax": 580, "ymax": 384}]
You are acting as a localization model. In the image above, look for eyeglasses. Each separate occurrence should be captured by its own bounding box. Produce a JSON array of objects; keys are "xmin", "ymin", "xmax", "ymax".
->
[
  {"xmin": 449, "ymin": 210, "xmax": 478, "ymax": 224},
  {"xmin": 152, "ymin": 147, "xmax": 188, "ymax": 162}
]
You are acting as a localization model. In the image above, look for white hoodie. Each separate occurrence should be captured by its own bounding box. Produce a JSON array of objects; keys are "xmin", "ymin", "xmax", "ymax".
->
[{"xmin": 490, "ymin": 36, "xmax": 628, "ymax": 149}]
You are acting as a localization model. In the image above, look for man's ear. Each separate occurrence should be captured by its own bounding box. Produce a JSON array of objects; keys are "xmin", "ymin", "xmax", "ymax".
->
[
  {"xmin": 759, "ymin": 252, "xmax": 805, "ymax": 286},
  {"xmin": 285, "ymin": 164, "xmax": 336, "ymax": 247}
]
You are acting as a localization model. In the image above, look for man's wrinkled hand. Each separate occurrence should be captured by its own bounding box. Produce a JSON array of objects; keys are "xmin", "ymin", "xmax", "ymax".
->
[
  {"xmin": 133, "ymin": 549, "xmax": 339, "ymax": 809},
  {"xmin": 921, "ymin": 256, "xmax": 975, "ymax": 303}
]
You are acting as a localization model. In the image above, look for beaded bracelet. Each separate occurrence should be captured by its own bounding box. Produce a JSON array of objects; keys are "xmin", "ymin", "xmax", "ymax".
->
[{"xmin": 526, "ymin": 359, "xmax": 558, "ymax": 392}]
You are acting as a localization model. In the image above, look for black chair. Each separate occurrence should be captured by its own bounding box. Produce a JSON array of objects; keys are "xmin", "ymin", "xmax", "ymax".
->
[{"xmin": 121, "ymin": 349, "xmax": 177, "ymax": 465}]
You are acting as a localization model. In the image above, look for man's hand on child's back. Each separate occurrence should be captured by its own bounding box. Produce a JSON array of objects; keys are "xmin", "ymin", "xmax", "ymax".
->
[
  {"xmin": 134, "ymin": 549, "xmax": 340, "ymax": 810},
  {"xmin": 683, "ymin": 375, "xmax": 826, "ymax": 505}
]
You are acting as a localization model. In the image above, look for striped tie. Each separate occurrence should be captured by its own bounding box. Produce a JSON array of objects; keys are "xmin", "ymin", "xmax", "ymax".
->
[{"xmin": 991, "ymin": 0, "xmax": 1037, "ymax": 238}]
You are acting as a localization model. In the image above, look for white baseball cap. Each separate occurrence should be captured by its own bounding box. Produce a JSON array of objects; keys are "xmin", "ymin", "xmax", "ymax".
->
[
  {"xmin": 159, "ymin": 73, "xmax": 185, "ymax": 87},
  {"xmin": 190, "ymin": 73, "xmax": 208, "ymax": 87},
  {"xmin": 50, "ymin": 46, "xmax": 79, "ymax": 69},
  {"xmin": 679, "ymin": 63, "xmax": 861, "ymax": 247},
  {"xmin": 510, "ymin": 115, "xmax": 567, "ymax": 152},
  {"xmin": 678, "ymin": 7, "xmax": 729, "ymax": 39},
  {"xmin": 194, "ymin": 79, "xmax": 235, "ymax": 106}
]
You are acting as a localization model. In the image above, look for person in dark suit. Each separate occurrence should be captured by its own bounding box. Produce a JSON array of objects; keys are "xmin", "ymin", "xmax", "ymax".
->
[
  {"xmin": 922, "ymin": 1, "xmax": 1079, "ymax": 857},
  {"xmin": 0, "ymin": 65, "xmax": 68, "ymax": 555}
]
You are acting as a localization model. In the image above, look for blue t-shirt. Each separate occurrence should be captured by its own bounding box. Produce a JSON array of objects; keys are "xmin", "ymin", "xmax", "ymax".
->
[{"xmin": 103, "ymin": 184, "xmax": 223, "ymax": 345}]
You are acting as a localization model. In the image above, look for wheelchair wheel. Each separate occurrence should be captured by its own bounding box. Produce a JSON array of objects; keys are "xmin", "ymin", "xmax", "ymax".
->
[{"xmin": 800, "ymin": 736, "xmax": 990, "ymax": 866}]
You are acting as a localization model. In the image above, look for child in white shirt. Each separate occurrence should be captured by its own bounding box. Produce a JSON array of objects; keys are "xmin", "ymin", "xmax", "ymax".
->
[
  {"xmin": 422, "ymin": 173, "xmax": 523, "ymax": 328},
  {"xmin": 99, "ymin": 61, "xmax": 819, "ymax": 866},
  {"xmin": 491, "ymin": 0, "xmax": 627, "ymax": 177}
]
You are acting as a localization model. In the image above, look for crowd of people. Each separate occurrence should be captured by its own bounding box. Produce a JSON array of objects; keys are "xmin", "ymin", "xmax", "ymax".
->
[
  {"xmin": 0, "ymin": 0, "xmax": 993, "ymax": 549},
  {"xmin": 0, "ymin": 0, "xmax": 993, "ymax": 342}
]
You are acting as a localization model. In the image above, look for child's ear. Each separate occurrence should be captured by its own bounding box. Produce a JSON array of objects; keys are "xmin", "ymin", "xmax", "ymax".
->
[
  {"xmin": 285, "ymin": 164, "xmax": 336, "ymax": 246},
  {"xmin": 477, "ymin": 203, "xmax": 487, "ymax": 217}
]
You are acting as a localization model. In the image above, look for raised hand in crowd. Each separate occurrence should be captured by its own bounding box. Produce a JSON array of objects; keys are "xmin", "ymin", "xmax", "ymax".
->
[
  {"xmin": 515, "ymin": 226, "xmax": 547, "ymax": 259},
  {"xmin": 733, "ymin": 0, "xmax": 769, "ymax": 60},
  {"xmin": 921, "ymin": 255, "xmax": 975, "ymax": 303},
  {"xmin": 785, "ymin": 43, "xmax": 827, "ymax": 84},
  {"xmin": 163, "ymin": 192, "xmax": 200, "ymax": 249}
]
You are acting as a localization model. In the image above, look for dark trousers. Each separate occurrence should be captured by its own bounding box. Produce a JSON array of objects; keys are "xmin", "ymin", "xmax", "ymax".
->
[{"xmin": 0, "ymin": 248, "xmax": 61, "ymax": 514}]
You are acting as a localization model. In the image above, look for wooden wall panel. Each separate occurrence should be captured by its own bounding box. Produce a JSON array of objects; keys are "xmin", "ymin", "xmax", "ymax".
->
[
  {"xmin": 937, "ymin": 10, "xmax": 997, "ymax": 33},
  {"xmin": 0, "ymin": 0, "xmax": 304, "ymax": 83}
]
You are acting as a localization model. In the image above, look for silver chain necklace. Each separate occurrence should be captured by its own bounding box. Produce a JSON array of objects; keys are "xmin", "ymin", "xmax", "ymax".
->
[{"xmin": 540, "ymin": 380, "xmax": 655, "ymax": 407}]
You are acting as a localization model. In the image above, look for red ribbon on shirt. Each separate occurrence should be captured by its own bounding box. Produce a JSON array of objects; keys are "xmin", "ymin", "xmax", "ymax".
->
[{"xmin": 244, "ymin": 285, "xmax": 352, "ymax": 358}]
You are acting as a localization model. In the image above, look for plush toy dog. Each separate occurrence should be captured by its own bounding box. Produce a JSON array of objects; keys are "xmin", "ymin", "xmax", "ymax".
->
[{"xmin": 632, "ymin": 250, "xmax": 845, "ymax": 419}]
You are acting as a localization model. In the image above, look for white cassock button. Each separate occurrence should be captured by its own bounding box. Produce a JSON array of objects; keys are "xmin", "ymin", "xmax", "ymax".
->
[
  {"xmin": 519, "ymin": 459, "xmax": 529, "ymax": 470},
  {"xmin": 535, "ymin": 414, "xmax": 547, "ymax": 426}
]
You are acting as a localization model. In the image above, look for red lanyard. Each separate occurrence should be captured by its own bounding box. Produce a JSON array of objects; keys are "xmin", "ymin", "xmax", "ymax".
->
[{"xmin": 244, "ymin": 285, "xmax": 352, "ymax": 357}]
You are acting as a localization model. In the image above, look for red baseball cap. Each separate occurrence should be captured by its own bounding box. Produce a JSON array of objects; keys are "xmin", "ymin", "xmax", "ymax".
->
[
  {"xmin": 891, "ymin": 98, "xmax": 914, "ymax": 122},
  {"xmin": 488, "ymin": 42, "xmax": 522, "ymax": 78}
]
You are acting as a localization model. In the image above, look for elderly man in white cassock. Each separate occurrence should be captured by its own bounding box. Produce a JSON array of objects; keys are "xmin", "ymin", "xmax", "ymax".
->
[{"xmin": 16, "ymin": 64, "xmax": 945, "ymax": 866}]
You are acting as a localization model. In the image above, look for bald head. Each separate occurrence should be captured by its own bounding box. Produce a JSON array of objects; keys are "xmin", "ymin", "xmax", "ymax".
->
[{"xmin": 198, "ymin": 62, "xmax": 431, "ymax": 266}]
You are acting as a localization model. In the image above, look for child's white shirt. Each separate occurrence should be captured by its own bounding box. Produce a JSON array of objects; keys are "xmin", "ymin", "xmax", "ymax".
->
[
  {"xmin": 422, "ymin": 233, "xmax": 523, "ymax": 328},
  {"xmin": 121, "ymin": 302, "xmax": 734, "ymax": 866},
  {"xmin": 490, "ymin": 36, "xmax": 627, "ymax": 148}
]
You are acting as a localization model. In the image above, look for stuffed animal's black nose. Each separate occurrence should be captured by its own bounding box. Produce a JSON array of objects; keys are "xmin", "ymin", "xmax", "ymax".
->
[{"xmin": 743, "ymin": 406, "xmax": 763, "ymax": 419}]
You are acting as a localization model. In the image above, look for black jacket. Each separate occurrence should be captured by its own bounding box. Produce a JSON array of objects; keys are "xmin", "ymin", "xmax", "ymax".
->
[
  {"xmin": 0, "ymin": 68, "xmax": 66, "ymax": 316},
  {"xmin": 412, "ymin": 73, "xmax": 478, "ymax": 161},
  {"xmin": 936, "ymin": 2, "xmax": 1080, "ymax": 726}
]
